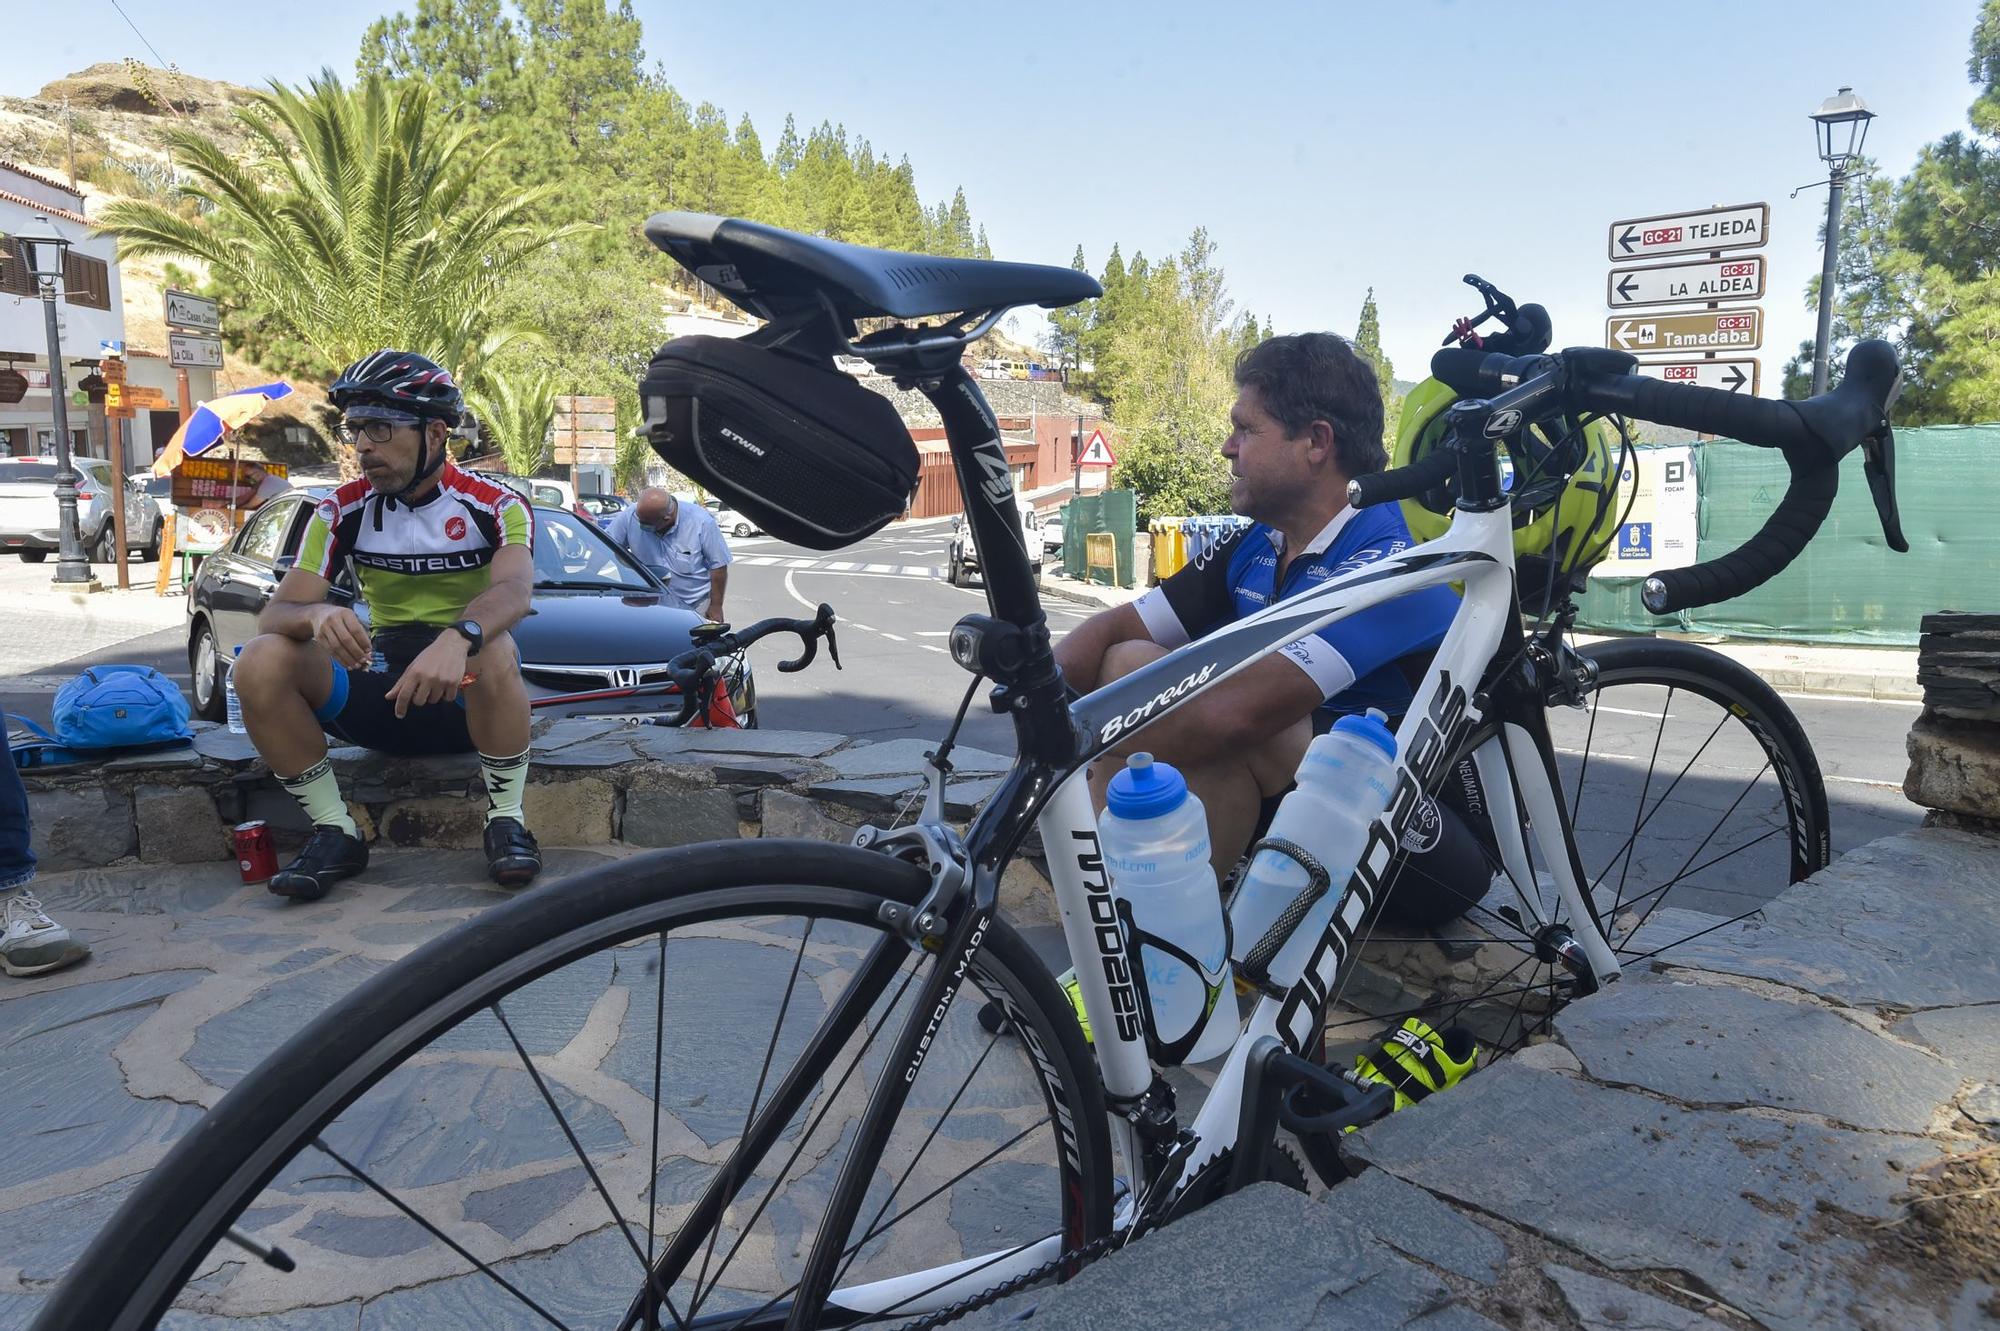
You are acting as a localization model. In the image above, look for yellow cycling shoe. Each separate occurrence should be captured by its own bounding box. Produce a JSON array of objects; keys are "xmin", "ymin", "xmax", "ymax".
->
[{"xmin": 1345, "ymin": 1018, "xmax": 1478, "ymax": 1130}]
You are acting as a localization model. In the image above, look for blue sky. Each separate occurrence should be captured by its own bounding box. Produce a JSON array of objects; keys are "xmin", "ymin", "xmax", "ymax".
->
[{"xmin": 5, "ymin": 0, "xmax": 1984, "ymax": 393}]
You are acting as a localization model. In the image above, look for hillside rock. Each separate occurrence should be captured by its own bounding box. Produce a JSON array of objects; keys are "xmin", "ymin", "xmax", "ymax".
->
[{"xmin": 33, "ymin": 63, "xmax": 246, "ymax": 116}]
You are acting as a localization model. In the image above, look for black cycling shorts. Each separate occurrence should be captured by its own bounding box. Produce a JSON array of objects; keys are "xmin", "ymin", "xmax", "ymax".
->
[{"xmin": 313, "ymin": 627, "xmax": 475, "ymax": 757}]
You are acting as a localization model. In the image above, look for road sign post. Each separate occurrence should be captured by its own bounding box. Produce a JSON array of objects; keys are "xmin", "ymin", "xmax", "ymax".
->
[
  {"xmin": 1607, "ymin": 204, "xmax": 1770, "ymax": 261},
  {"xmin": 1606, "ymin": 309, "xmax": 1763, "ymax": 355},
  {"xmin": 1632, "ymin": 359, "xmax": 1760, "ymax": 395},
  {"xmin": 1608, "ymin": 255, "xmax": 1766, "ymax": 309}
]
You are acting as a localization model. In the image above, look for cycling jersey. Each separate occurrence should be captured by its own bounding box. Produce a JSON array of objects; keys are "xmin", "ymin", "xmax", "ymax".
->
[
  {"xmin": 1133, "ymin": 504, "xmax": 1459, "ymax": 721},
  {"xmin": 296, "ymin": 463, "xmax": 534, "ymax": 630}
]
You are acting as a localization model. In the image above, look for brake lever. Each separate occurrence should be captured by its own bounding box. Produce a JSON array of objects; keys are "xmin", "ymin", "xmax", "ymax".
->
[
  {"xmin": 1862, "ymin": 422, "xmax": 1909, "ymax": 553},
  {"xmin": 818, "ymin": 603, "xmax": 842, "ymax": 670}
]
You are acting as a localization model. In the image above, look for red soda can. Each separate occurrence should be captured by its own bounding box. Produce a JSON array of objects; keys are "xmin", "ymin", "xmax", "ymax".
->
[{"xmin": 234, "ymin": 821, "xmax": 279, "ymax": 884}]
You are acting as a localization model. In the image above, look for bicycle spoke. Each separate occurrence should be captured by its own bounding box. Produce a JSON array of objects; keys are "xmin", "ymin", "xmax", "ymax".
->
[
  {"xmin": 647, "ymin": 933, "xmax": 668, "ymax": 1331},
  {"xmin": 693, "ymin": 920, "xmax": 816, "ymax": 1309},
  {"xmin": 1610, "ymin": 686, "xmax": 1674, "ymax": 915},
  {"xmin": 1589, "ymin": 703, "xmax": 1733, "ymax": 909},
  {"xmin": 833, "ymin": 1026, "xmax": 1005, "ymax": 1292},
  {"xmin": 1614, "ymin": 763, "xmax": 1773, "ymax": 949},
  {"xmin": 691, "ymin": 959, "xmax": 925, "ymax": 1318},
  {"xmin": 493, "ymin": 1002, "xmax": 691, "ymax": 1331},
  {"xmin": 1616, "ymin": 896, "xmax": 1779, "ymax": 965},
  {"xmin": 1612, "ymin": 826, "xmax": 1786, "ymax": 955},
  {"xmin": 309, "ymin": 1138, "xmax": 575, "ymax": 1331},
  {"xmin": 1569, "ymin": 689, "xmax": 1603, "ymax": 826}
]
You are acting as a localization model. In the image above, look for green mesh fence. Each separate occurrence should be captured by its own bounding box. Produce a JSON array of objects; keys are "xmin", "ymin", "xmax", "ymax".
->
[
  {"xmin": 1061, "ymin": 490, "xmax": 1139, "ymax": 587},
  {"xmin": 1572, "ymin": 424, "xmax": 2000, "ymax": 646}
]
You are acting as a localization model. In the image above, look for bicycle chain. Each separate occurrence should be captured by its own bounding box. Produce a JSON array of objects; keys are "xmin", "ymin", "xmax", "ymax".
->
[{"xmin": 895, "ymin": 1225, "xmax": 1134, "ymax": 1330}]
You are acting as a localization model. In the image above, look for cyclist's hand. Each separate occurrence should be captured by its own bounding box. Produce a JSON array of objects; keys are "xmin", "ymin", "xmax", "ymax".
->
[
  {"xmin": 311, "ymin": 605, "xmax": 373, "ymax": 670},
  {"xmin": 386, "ymin": 635, "xmax": 471, "ymax": 718}
]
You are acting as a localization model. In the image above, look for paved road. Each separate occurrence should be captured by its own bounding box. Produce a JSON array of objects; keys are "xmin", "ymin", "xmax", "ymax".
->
[{"xmin": 3, "ymin": 526, "xmax": 1919, "ymax": 888}]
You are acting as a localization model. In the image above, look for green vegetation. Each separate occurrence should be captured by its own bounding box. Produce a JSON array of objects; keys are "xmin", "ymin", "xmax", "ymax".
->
[{"xmin": 1782, "ymin": 0, "xmax": 2000, "ymax": 422}]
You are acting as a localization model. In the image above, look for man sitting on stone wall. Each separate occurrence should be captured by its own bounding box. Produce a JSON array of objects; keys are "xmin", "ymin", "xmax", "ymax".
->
[{"xmin": 233, "ymin": 350, "xmax": 542, "ymax": 900}]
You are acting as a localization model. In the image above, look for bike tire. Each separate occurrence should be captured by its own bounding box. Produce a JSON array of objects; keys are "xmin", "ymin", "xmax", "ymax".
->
[{"xmin": 35, "ymin": 840, "xmax": 1114, "ymax": 1331}]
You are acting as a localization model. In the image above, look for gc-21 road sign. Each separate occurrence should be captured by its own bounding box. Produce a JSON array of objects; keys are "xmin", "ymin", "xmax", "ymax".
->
[
  {"xmin": 1608, "ymin": 255, "xmax": 1766, "ymax": 309},
  {"xmin": 1607, "ymin": 203, "xmax": 1770, "ymax": 261},
  {"xmin": 1632, "ymin": 359, "xmax": 1760, "ymax": 395},
  {"xmin": 1606, "ymin": 309, "xmax": 1763, "ymax": 354}
]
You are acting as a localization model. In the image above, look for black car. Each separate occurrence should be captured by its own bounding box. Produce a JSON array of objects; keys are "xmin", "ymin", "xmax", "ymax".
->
[{"xmin": 184, "ymin": 489, "xmax": 756, "ymax": 725}]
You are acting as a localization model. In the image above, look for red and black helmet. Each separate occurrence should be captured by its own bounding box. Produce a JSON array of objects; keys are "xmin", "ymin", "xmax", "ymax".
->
[{"xmin": 329, "ymin": 350, "xmax": 466, "ymax": 426}]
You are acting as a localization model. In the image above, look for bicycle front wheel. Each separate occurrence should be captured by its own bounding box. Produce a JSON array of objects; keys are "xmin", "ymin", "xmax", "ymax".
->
[
  {"xmin": 1336, "ymin": 636, "xmax": 1830, "ymax": 1056},
  {"xmin": 38, "ymin": 840, "xmax": 1113, "ymax": 1331}
]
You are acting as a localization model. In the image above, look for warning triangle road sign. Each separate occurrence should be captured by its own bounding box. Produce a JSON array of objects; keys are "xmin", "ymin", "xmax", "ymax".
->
[{"xmin": 1076, "ymin": 429, "xmax": 1116, "ymax": 468}]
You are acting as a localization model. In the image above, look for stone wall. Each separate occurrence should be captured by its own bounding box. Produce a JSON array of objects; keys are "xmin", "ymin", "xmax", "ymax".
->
[
  {"xmin": 20, "ymin": 717, "xmax": 1015, "ymax": 873},
  {"xmin": 1904, "ymin": 611, "xmax": 2000, "ymax": 830}
]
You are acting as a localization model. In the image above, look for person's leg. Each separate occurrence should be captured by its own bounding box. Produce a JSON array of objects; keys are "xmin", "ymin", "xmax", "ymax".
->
[
  {"xmin": 1086, "ymin": 640, "xmax": 1313, "ymax": 883},
  {"xmin": 0, "ymin": 710, "xmax": 88, "ymax": 976},
  {"xmin": 461, "ymin": 632, "xmax": 540, "ymax": 887},
  {"xmin": 235, "ymin": 636, "xmax": 369, "ymax": 899}
]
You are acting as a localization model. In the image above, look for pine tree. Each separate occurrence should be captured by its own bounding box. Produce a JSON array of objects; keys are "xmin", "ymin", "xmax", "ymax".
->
[{"xmin": 1354, "ymin": 288, "xmax": 1402, "ymax": 446}]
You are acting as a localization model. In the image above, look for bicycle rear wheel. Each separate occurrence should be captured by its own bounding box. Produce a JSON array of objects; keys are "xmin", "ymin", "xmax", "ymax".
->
[
  {"xmin": 36, "ymin": 841, "xmax": 1113, "ymax": 1331},
  {"xmin": 1330, "ymin": 636, "xmax": 1829, "ymax": 1057}
]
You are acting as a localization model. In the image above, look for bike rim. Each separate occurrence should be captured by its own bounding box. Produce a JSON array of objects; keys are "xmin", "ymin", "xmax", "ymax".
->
[{"xmin": 112, "ymin": 884, "xmax": 1103, "ymax": 1330}]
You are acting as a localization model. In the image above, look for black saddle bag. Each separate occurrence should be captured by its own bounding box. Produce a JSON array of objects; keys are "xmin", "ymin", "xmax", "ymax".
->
[{"xmin": 639, "ymin": 334, "xmax": 919, "ymax": 549}]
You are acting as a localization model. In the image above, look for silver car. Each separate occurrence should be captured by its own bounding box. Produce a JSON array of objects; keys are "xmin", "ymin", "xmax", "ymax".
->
[{"xmin": 0, "ymin": 455, "xmax": 163, "ymax": 563}]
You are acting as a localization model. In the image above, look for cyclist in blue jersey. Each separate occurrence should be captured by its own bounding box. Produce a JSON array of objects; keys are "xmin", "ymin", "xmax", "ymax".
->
[{"xmin": 1055, "ymin": 334, "xmax": 1486, "ymax": 922}]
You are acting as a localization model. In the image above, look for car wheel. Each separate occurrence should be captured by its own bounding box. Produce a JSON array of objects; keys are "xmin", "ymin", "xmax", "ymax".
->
[
  {"xmin": 92, "ymin": 525, "xmax": 116, "ymax": 563},
  {"xmin": 19, "ymin": 550, "xmax": 47, "ymax": 564},
  {"xmin": 140, "ymin": 518, "xmax": 163, "ymax": 562},
  {"xmin": 734, "ymin": 522, "xmax": 752, "ymax": 539},
  {"xmin": 946, "ymin": 560, "xmax": 962, "ymax": 586},
  {"xmin": 189, "ymin": 619, "xmax": 226, "ymax": 722}
]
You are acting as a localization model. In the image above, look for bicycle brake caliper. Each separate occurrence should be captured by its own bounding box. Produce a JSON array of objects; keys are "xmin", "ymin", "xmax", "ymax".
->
[{"xmin": 857, "ymin": 822, "xmax": 968, "ymax": 949}]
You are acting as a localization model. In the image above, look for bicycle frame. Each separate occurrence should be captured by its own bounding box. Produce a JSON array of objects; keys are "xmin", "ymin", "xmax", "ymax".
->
[{"xmin": 792, "ymin": 363, "xmax": 1618, "ymax": 1311}]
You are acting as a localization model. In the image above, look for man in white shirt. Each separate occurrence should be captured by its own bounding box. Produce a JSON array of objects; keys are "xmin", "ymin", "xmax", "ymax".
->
[
  {"xmin": 603, "ymin": 488, "xmax": 732, "ymax": 621},
  {"xmin": 241, "ymin": 462, "xmax": 292, "ymax": 508}
]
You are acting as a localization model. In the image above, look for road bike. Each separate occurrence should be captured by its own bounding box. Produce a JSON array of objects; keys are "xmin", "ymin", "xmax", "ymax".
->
[{"xmin": 36, "ymin": 217, "xmax": 1906, "ymax": 1331}]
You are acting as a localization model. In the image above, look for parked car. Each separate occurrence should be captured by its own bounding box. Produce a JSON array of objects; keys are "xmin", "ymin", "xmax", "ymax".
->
[
  {"xmin": 184, "ymin": 490, "xmax": 755, "ymax": 726},
  {"xmin": 703, "ymin": 497, "xmax": 762, "ymax": 539},
  {"xmin": 139, "ymin": 474, "xmax": 175, "ymax": 524},
  {"xmin": 0, "ymin": 455, "xmax": 162, "ymax": 563},
  {"xmin": 947, "ymin": 501, "xmax": 1043, "ymax": 586},
  {"xmin": 1039, "ymin": 513, "xmax": 1064, "ymax": 555},
  {"xmin": 577, "ymin": 492, "xmax": 629, "ymax": 521}
]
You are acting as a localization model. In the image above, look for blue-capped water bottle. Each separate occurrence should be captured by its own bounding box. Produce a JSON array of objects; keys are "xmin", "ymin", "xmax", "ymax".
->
[
  {"xmin": 1228, "ymin": 709, "xmax": 1399, "ymax": 990},
  {"xmin": 1097, "ymin": 754, "xmax": 1238, "ymax": 1065}
]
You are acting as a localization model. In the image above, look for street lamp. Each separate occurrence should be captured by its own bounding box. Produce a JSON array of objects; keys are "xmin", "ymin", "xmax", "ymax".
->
[
  {"xmin": 1808, "ymin": 87, "xmax": 1876, "ymax": 396},
  {"xmin": 16, "ymin": 215, "xmax": 92, "ymax": 585}
]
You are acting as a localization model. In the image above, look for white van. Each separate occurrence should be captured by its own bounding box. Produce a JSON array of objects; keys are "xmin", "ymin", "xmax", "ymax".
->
[{"xmin": 947, "ymin": 500, "xmax": 1042, "ymax": 585}]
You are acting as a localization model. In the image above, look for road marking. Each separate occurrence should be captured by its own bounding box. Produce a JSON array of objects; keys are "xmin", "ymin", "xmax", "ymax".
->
[
  {"xmin": 916, "ymin": 631, "xmax": 951, "ymax": 638},
  {"xmin": 923, "ymin": 645, "xmax": 948, "ymax": 653},
  {"xmin": 1825, "ymin": 774, "xmax": 1905, "ymax": 789},
  {"xmin": 880, "ymin": 633, "xmax": 907, "ymax": 642},
  {"xmin": 852, "ymin": 623, "xmax": 877, "ymax": 632}
]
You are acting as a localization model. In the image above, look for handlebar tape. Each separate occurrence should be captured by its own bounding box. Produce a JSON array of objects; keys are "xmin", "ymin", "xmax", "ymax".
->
[
  {"xmin": 1347, "ymin": 446, "xmax": 1457, "ymax": 510},
  {"xmin": 1567, "ymin": 339, "xmax": 1899, "ymax": 614}
]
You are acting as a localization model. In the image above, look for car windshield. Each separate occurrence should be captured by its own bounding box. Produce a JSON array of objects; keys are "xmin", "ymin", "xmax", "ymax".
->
[
  {"xmin": 533, "ymin": 508, "xmax": 655, "ymax": 590},
  {"xmin": 0, "ymin": 462, "xmax": 59, "ymax": 484}
]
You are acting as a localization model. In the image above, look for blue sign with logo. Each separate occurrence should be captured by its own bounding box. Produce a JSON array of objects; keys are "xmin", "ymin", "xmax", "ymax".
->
[{"xmin": 1617, "ymin": 522, "xmax": 1653, "ymax": 559}]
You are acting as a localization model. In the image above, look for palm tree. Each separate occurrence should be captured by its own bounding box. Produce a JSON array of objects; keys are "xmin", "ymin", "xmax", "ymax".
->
[
  {"xmin": 465, "ymin": 368, "xmax": 556, "ymax": 476},
  {"xmin": 98, "ymin": 70, "xmax": 584, "ymax": 472}
]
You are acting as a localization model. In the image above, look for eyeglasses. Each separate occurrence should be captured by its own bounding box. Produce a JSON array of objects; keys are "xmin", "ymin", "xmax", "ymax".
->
[{"xmin": 337, "ymin": 418, "xmax": 407, "ymax": 445}]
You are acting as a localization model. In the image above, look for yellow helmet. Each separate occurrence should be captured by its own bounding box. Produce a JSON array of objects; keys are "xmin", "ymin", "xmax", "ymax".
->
[{"xmin": 1392, "ymin": 377, "xmax": 1623, "ymax": 585}]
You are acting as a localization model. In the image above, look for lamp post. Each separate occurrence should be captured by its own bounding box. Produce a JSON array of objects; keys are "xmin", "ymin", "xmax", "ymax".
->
[
  {"xmin": 1808, "ymin": 87, "xmax": 1876, "ymax": 396},
  {"xmin": 16, "ymin": 215, "xmax": 92, "ymax": 585}
]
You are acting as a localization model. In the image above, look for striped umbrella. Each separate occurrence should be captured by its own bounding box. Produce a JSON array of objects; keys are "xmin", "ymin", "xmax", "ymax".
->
[{"xmin": 150, "ymin": 382, "xmax": 294, "ymax": 476}]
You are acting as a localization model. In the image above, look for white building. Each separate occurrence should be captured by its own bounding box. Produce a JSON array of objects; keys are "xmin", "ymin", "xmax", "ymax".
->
[{"xmin": 1, "ymin": 161, "xmax": 216, "ymax": 465}]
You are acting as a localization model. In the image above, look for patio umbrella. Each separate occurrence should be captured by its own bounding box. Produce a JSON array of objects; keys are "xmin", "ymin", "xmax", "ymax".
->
[{"xmin": 150, "ymin": 382, "xmax": 295, "ymax": 476}]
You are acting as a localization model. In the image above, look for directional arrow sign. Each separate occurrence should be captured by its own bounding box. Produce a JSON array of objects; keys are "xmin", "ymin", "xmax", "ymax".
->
[
  {"xmin": 1632, "ymin": 359, "xmax": 1761, "ymax": 395},
  {"xmin": 1609, "ymin": 255, "xmax": 1766, "ymax": 309},
  {"xmin": 1607, "ymin": 203, "xmax": 1770, "ymax": 261},
  {"xmin": 1606, "ymin": 309, "xmax": 1763, "ymax": 355}
]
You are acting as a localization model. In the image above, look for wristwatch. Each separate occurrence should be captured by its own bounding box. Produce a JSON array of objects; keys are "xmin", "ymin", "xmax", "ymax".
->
[{"xmin": 448, "ymin": 618, "xmax": 484, "ymax": 656}]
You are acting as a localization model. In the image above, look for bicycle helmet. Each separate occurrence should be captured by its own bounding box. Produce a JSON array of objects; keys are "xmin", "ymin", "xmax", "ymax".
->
[
  {"xmin": 329, "ymin": 350, "xmax": 465, "ymax": 500},
  {"xmin": 1392, "ymin": 376, "xmax": 1623, "ymax": 609}
]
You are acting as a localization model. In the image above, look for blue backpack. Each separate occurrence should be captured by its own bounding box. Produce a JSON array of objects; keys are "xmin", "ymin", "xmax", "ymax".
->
[{"xmin": 53, "ymin": 665, "xmax": 193, "ymax": 751}]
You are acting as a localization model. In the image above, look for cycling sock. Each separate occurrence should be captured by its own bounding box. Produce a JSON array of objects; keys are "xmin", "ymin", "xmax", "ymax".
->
[
  {"xmin": 279, "ymin": 758, "xmax": 357, "ymax": 837},
  {"xmin": 481, "ymin": 747, "xmax": 531, "ymax": 825}
]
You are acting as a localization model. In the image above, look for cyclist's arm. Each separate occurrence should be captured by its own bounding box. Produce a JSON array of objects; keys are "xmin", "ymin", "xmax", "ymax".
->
[
  {"xmin": 260, "ymin": 494, "xmax": 349, "ymax": 643},
  {"xmin": 1057, "ymin": 526, "xmax": 1244, "ymax": 693},
  {"xmin": 459, "ymin": 543, "xmax": 534, "ymax": 638},
  {"xmin": 1053, "ymin": 602, "xmax": 1149, "ymax": 693},
  {"xmin": 1103, "ymin": 652, "xmax": 1322, "ymax": 772}
]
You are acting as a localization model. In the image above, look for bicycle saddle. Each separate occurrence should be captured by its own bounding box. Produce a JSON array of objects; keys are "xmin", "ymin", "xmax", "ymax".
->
[{"xmin": 644, "ymin": 212, "xmax": 1102, "ymax": 323}]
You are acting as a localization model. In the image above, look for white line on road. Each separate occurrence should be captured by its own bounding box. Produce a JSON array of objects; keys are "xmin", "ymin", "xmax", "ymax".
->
[
  {"xmin": 1825, "ymin": 774, "xmax": 1906, "ymax": 789},
  {"xmin": 923, "ymin": 645, "xmax": 947, "ymax": 653},
  {"xmin": 915, "ymin": 631, "xmax": 951, "ymax": 637},
  {"xmin": 880, "ymin": 633, "xmax": 907, "ymax": 642}
]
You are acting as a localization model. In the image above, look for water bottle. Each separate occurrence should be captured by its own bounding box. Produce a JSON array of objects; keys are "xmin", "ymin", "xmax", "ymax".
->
[
  {"xmin": 1097, "ymin": 754, "xmax": 1238, "ymax": 1065},
  {"xmin": 224, "ymin": 645, "xmax": 247, "ymax": 734},
  {"xmin": 1228, "ymin": 709, "xmax": 1399, "ymax": 990}
]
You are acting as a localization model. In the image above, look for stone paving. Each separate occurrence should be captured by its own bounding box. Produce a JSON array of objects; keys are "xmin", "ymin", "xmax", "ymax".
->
[{"xmin": 977, "ymin": 825, "xmax": 2000, "ymax": 1330}]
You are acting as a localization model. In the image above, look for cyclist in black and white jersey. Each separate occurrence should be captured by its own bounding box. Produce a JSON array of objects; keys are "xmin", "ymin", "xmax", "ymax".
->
[
  {"xmin": 233, "ymin": 351, "xmax": 543, "ymax": 899},
  {"xmin": 1056, "ymin": 334, "xmax": 1486, "ymax": 921}
]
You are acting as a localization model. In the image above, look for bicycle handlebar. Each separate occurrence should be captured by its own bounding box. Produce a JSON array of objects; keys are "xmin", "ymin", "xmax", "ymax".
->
[{"xmin": 1353, "ymin": 340, "xmax": 1907, "ymax": 615}]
